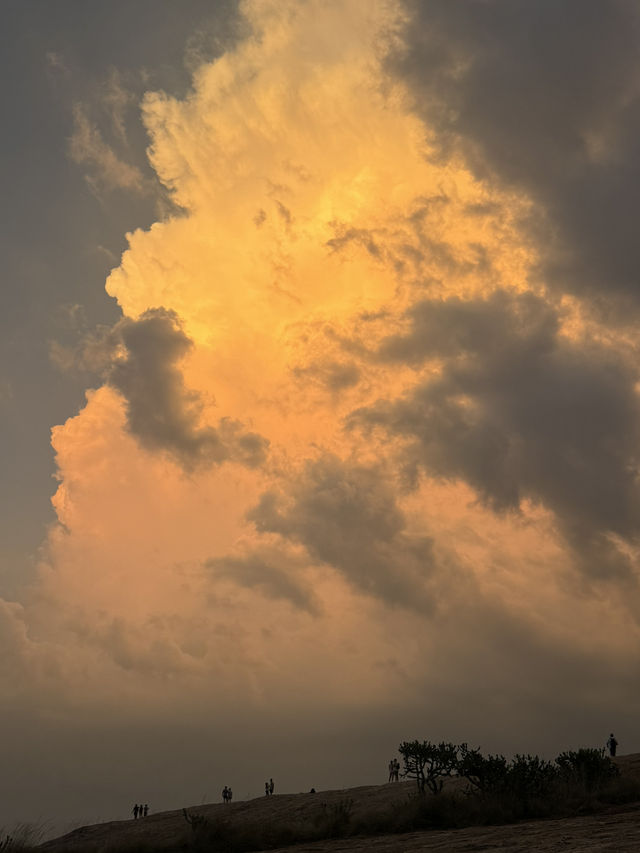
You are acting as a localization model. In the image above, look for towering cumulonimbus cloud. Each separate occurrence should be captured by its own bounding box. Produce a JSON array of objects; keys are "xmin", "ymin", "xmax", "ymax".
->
[{"xmin": 5, "ymin": 0, "xmax": 640, "ymax": 766}]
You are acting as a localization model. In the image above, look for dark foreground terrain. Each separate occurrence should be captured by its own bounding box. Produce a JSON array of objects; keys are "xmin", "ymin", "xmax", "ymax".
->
[
  {"xmin": 268, "ymin": 803, "xmax": 640, "ymax": 853},
  {"xmin": 38, "ymin": 754, "xmax": 640, "ymax": 853}
]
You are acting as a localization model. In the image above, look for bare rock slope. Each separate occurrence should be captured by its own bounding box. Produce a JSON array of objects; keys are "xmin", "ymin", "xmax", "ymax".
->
[{"xmin": 39, "ymin": 754, "xmax": 640, "ymax": 853}]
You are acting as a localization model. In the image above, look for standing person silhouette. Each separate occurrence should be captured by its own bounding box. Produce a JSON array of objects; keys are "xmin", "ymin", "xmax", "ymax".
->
[
  {"xmin": 269, "ymin": 778, "xmax": 274, "ymax": 796},
  {"xmin": 132, "ymin": 804, "xmax": 139, "ymax": 820},
  {"xmin": 607, "ymin": 733, "xmax": 618, "ymax": 757}
]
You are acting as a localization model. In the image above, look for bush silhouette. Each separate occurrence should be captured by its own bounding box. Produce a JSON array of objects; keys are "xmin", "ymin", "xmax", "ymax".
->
[
  {"xmin": 556, "ymin": 748, "xmax": 619, "ymax": 793},
  {"xmin": 398, "ymin": 740, "xmax": 460, "ymax": 794},
  {"xmin": 508, "ymin": 754, "xmax": 557, "ymax": 799},
  {"xmin": 458, "ymin": 745, "xmax": 510, "ymax": 795}
]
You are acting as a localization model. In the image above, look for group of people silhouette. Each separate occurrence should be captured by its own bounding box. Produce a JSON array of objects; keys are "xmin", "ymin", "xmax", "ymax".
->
[
  {"xmin": 221, "ymin": 786, "xmax": 233, "ymax": 803},
  {"xmin": 264, "ymin": 778, "xmax": 275, "ymax": 796},
  {"xmin": 132, "ymin": 804, "xmax": 148, "ymax": 819}
]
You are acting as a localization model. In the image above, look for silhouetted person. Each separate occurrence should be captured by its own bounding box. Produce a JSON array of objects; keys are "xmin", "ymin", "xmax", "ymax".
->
[
  {"xmin": 132, "ymin": 804, "xmax": 139, "ymax": 820},
  {"xmin": 393, "ymin": 758, "xmax": 400, "ymax": 781},
  {"xmin": 269, "ymin": 778, "xmax": 274, "ymax": 796},
  {"xmin": 607, "ymin": 733, "xmax": 618, "ymax": 757},
  {"xmin": 228, "ymin": 787, "xmax": 233, "ymax": 801},
  {"xmin": 143, "ymin": 804, "xmax": 149, "ymax": 817},
  {"xmin": 222, "ymin": 786, "xmax": 229, "ymax": 803},
  {"xmin": 265, "ymin": 781, "xmax": 270, "ymax": 796}
]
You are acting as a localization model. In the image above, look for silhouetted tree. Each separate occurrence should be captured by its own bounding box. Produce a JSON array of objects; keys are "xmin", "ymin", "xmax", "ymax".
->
[
  {"xmin": 507, "ymin": 753, "xmax": 557, "ymax": 813},
  {"xmin": 556, "ymin": 748, "xmax": 619, "ymax": 793},
  {"xmin": 398, "ymin": 740, "xmax": 460, "ymax": 794},
  {"xmin": 458, "ymin": 745, "xmax": 509, "ymax": 795}
]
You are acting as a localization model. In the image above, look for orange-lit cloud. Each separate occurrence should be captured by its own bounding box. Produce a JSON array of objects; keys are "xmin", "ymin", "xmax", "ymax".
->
[{"xmin": 7, "ymin": 0, "xmax": 640, "ymax": 778}]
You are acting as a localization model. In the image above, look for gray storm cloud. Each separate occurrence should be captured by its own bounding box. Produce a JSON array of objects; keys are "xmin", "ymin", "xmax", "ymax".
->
[
  {"xmin": 397, "ymin": 0, "xmax": 640, "ymax": 312},
  {"xmin": 354, "ymin": 290, "xmax": 640, "ymax": 580},
  {"xmin": 247, "ymin": 454, "xmax": 438, "ymax": 611},
  {"xmin": 292, "ymin": 358, "xmax": 361, "ymax": 393},
  {"xmin": 206, "ymin": 551, "xmax": 318, "ymax": 613},
  {"xmin": 93, "ymin": 308, "xmax": 269, "ymax": 469}
]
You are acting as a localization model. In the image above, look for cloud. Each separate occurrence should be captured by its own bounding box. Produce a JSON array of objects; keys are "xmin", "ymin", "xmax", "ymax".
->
[
  {"xmin": 97, "ymin": 307, "xmax": 269, "ymax": 469},
  {"xmin": 292, "ymin": 358, "xmax": 361, "ymax": 393},
  {"xmin": 100, "ymin": 68, "xmax": 138, "ymax": 145},
  {"xmin": 20, "ymin": 3, "xmax": 640, "ymax": 822},
  {"xmin": 247, "ymin": 454, "xmax": 438, "ymax": 611},
  {"xmin": 0, "ymin": 379, "xmax": 12, "ymax": 406},
  {"xmin": 45, "ymin": 51, "xmax": 69, "ymax": 78},
  {"xmin": 0, "ymin": 600, "xmax": 35, "ymax": 691},
  {"xmin": 397, "ymin": 0, "xmax": 640, "ymax": 312},
  {"xmin": 355, "ymin": 289, "xmax": 640, "ymax": 580},
  {"xmin": 69, "ymin": 103, "xmax": 148, "ymax": 196},
  {"xmin": 206, "ymin": 550, "xmax": 318, "ymax": 613}
]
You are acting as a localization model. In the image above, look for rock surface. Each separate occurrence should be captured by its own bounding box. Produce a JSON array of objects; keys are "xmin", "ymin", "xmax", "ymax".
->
[{"xmin": 39, "ymin": 754, "xmax": 640, "ymax": 852}]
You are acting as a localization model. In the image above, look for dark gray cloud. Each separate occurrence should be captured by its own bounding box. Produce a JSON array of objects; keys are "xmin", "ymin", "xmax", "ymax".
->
[
  {"xmin": 206, "ymin": 552, "xmax": 318, "ymax": 613},
  {"xmin": 355, "ymin": 290, "xmax": 640, "ymax": 578},
  {"xmin": 247, "ymin": 455, "xmax": 437, "ymax": 611},
  {"xmin": 292, "ymin": 359, "xmax": 361, "ymax": 393},
  {"xmin": 397, "ymin": 0, "xmax": 640, "ymax": 310},
  {"xmin": 326, "ymin": 225, "xmax": 383, "ymax": 259},
  {"xmin": 96, "ymin": 308, "xmax": 268, "ymax": 469}
]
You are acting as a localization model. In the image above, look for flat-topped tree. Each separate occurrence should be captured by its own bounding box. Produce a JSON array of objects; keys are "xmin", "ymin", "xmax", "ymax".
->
[{"xmin": 398, "ymin": 740, "xmax": 460, "ymax": 794}]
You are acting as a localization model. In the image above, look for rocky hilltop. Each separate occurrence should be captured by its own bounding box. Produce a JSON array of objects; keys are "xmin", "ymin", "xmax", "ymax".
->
[{"xmin": 39, "ymin": 754, "xmax": 640, "ymax": 853}]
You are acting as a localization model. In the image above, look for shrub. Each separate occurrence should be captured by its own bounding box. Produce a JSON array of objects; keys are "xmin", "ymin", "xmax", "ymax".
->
[
  {"xmin": 509, "ymin": 754, "xmax": 557, "ymax": 801},
  {"xmin": 556, "ymin": 748, "xmax": 618, "ymax": 794},
  {"xmin": 598, "ymin": 773, "xmax": 640, "ymax": 805},
  {"xmin": 458, "ymin": 746, "xmax": 510, "ymax": 795},
  {"xmin": 398, "ymin": 740, "xmax": 460, "ymax": 794}
]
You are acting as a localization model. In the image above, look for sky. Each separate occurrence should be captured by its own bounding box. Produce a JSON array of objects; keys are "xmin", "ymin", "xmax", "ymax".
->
[{"xmin": 3, "ymin": 0, "xmax": 640, "ymax": 835}]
